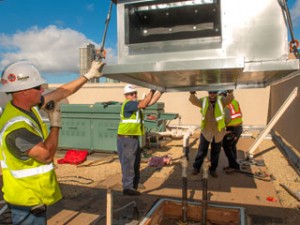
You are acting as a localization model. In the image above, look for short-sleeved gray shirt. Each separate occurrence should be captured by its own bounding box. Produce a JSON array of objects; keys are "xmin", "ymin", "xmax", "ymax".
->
[{"xmin": 5, "ymin": 105, "xmax": 43, "ymax": 160}]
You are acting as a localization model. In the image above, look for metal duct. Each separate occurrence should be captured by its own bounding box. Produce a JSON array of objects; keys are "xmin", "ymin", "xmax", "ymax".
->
[{"xmin": 103, "ymin": 0, "xmax": 299, "ymax": 92}]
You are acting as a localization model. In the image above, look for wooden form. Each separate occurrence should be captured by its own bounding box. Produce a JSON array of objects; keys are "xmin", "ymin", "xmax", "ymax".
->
[{"xmin": 139, "ymin": 198, "xmax": 245, "ymax": 225}]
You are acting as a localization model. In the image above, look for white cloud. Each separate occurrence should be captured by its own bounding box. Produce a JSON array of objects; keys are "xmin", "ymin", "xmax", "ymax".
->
[
  {"xmin": 86, "ymin": 4, "xmax": 95, "ymax": 12},
  {"xmin": 291, "ymin": 0, "xmax": 300, "ymax": 26},
  {"xmin": 0, "ymin": 25, "xmax": 88, "ymax": 73},
  {"xmin": 0, "ymin": 25, "xmax": 117, "ymax": 76}
]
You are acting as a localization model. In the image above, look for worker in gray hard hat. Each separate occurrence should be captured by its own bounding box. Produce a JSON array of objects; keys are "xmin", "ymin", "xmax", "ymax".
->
[
  {"xmin": 0, "ymin": 60, "xmax": 104, "ymax": 225},
  {"xmin": 117, "ymin": 84, "xmax": 163, "ymax": 196},
  {"xmin": 189, "ymin": 90, "xmax": 234, "ymax": 178}
]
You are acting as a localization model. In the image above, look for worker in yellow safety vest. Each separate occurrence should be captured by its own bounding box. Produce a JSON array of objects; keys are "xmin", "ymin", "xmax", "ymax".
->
[
  {"xmin": 220, "ymin": 91, "xmax": 243, "ymax": 173},
  {"xmin": 0, "ymin": 60, "xmax": 104, "ymax": 224},
  {"xmin": 189, "ymin": 90, "xmax": 234, "ymax": 177},
  {"xmin": 117, "ymin": 84, "xmax": 163, "ymax": 196}
]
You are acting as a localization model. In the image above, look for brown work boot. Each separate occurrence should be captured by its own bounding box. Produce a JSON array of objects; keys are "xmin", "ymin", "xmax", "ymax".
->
[
  {"xmin": 192, "ymin": 168, "xmax": 200, "ymax": 175},
  {"xmin": 224, "ymin": 167, "xmax": 240, "ymax": 174},
  {"xmin": 209, "ymin": 171, "xmax": 218, "ymax": 178}
]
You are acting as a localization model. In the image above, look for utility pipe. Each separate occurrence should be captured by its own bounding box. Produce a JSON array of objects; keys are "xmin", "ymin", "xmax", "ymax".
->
[
  {"xmin": 181, "ymin": 156, "xmax": 188, "ymax": 223},
  {"xmin": 182, "ymin": 126, "xmax": 198, "ymax": 159},
  {"xmin": 181, "ymin": 126, "xmax": 198, "ymax": 223},
  {"xmin": 106, "ymin": 188, "xmax": 113, "ymax": 225},
  {"xmin": 201, "ymin": 156, "xmax": 210, "ymax": 225},
  {"xmin": 0, "ymin": 201, "xmax": 8, "ymax": 216}
]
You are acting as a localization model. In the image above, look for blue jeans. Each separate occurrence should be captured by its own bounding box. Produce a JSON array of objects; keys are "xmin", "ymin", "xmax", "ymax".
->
[
  {"xmin": 117, "ymin": 136, "xmax": 141, "ymax": 190},
  {"xmin": 193, "ymin": 133, "xmax": 222, "ymax": 172},
  {"xmin": 9, "ymin": 204, "xmax": 47, "ymax": 225}
]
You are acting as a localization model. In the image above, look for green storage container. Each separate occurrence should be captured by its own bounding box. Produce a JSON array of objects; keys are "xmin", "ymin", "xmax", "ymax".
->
[
  {"xmin": 144, "ymin": 102, "xmax": 164, "ymax": 118},
  {"xmin": 59, "ymin": 103, "xmax": 122, "ymax": 152},
  {"xmin": 145, "ymin": 102, "xmax": 165, "ymax": 110},
  {"xmin": 160, "ymin": 113, "xmax": 179, "ymax": 120},
  {"xmin": 59, "ymin": 102, "xmax": 145, "ymax": 152},
  {"xmin": 144, "ymin": 119, "xmax": 165, "ymax": 132},
  {"xmin": 91, "ymin": 103, "xmax": 121, "ymax": 152},
  {"xmin": 59, "ymin": 117, "xmax": 92, "ymax": 149}
]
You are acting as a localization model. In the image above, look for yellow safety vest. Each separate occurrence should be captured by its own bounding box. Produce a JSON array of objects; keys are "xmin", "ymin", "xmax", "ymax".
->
[
  {"xmin": 118, "ymin": 100, "xmax": 144, "ymax": 136},
  {"xmin": 201, "ymin": 96, "xmax": 226, "ymax": 132},
  {"xmin": 0, "ymin": 102, "xmax": 62, "ymax": 206},
  {"xmin": 226, "ymin": 99, "xmax": 243, "ymax": 127}
]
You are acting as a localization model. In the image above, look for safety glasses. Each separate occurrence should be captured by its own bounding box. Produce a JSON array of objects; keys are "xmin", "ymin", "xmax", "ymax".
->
[{"xmin": 128, "ymin": 92, "xmax": 137, "ymax": 96}]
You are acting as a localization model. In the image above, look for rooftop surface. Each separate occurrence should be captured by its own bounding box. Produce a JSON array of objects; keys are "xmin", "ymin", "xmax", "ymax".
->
[{"xmin": 0, "ymin": 130, "xmax": 299, "ymax": 225}]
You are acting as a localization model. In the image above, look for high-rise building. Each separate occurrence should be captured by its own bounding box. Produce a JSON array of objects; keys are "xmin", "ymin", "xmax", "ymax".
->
[
  {"xmin": 79, "ymin": 43, "xmax": 119, "ymax": 83},
  {"xmin": 79, "ymin": 43, "xmax": 98, "ymax": 83}
]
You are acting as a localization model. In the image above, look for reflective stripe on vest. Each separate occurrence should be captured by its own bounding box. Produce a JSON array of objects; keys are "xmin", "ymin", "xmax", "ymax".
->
[
  {"xmin": 201, "ymin": 96, "xmax": 224, "ymax": 120},
  {"xmin": 0, "ymin": 116, "xmax": 43, "ymax": 145},
  {"xmin": 228, "ymin": 103, "xmax": 242, "ymax": 119},
  {"xmin": 201, "ymin": 96, "xmax": 225, "ymax": 131},
  {"xmin": 120, "ymin": 110, "xmax": 141, "ymax": 124},
  {"xmin": 0, "ymin": 160, "xmax": 54, "ymax": 178},
  {"xmin": 215, "ymin": 98, "xmax": 224, "ymax": 121},
  {"xmin": 201, "ymin": 97, "xmax": 207, "ymax": 122}
]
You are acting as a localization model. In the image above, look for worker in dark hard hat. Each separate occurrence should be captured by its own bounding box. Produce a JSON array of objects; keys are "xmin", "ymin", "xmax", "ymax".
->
[
  {"xmin": 117, "ymin": 84, "xmax": 163, "ymax": 196},
  {"xmin": 0, "ymin": 60, "xmax": 104, "ymax": 225},
  {"xmin": 220, "ymin": 91, "xmax": 243, "ymax": 173},
  {"xmin": 189, "ymin": 90, "xmax": 234, "ymax": 177}
]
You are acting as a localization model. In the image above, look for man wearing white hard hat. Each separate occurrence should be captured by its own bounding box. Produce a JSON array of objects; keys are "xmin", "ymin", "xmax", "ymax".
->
[
  {"xmin": 117, "ymin": 84, "xmax": 163, "ymax": 196},
  {"xmin": 0, "ymin": 60, "xmax": 104, "ymax": 224}
]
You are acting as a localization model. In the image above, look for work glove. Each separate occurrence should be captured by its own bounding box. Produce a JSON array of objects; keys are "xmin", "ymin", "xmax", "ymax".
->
[
  {"xmin": 83, "ymin": 61, "xmax": 106, "ymax": 80},
  {"xmin": 45, "ymin": 101, "xmax": 61, "ymax": 128}
]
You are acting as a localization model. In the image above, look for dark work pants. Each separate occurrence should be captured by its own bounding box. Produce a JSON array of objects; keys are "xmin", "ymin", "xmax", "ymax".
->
[
  {"xmin": 117, "ymin": 136, "xmax": 141, "ymax": 190},
  {"xmin": 193, "ymin": 133, "xmax": 222, "ymax": 172},
  {"xmin": 222, "ymin": 125, "xmax": 243, "ymax": 169}
]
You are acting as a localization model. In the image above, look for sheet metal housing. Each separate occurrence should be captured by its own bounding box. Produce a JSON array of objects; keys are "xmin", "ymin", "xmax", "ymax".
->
[{"xmin": 103, "ymin": 0, "xmax": 299, "ymax": 92}]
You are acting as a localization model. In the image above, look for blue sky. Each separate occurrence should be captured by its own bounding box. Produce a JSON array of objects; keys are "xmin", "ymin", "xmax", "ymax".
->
[{"xmin": 0, "ymin": 0, "xmax": 299, "ymax": 84}]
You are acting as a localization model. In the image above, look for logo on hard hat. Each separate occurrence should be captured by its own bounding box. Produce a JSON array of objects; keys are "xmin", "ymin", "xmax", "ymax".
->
[
  {"xmin": 17, "ymin": 74, "xmax": 30, "ymax": 80},
  {"xmin": 7, "ymin": 74, "xmax": 16, "ymax": 82},
  {"xmin": 1, "ymin": 78, "xmax": 8, "ymax": 85}
]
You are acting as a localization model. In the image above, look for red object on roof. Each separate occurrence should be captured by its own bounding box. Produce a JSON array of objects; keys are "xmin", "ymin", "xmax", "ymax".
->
[{"xmin": 57, "ymin": 150, "xmax": 89, "ymax": 165}]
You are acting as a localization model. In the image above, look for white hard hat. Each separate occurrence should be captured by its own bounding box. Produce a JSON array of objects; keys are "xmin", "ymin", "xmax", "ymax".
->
[
  {"xmin": 0, "ymin": 60, "xmax": 47, "ymax": 93},
  {"xmin": 124, "ymin": 84, "xmax": 137, "ymax": 94}
]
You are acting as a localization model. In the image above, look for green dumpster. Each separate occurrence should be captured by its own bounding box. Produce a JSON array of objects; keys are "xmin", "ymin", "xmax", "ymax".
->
[
  {"xmin": 59, "ymin": 104, "xmax": 94, "ymax": 150},
  {"xmin": 59, "ymin": 102, "xmax": 146, "ymax": 152},
  {"xmin": 59, "ymin": 102, "xmax": 122, "ymax": 152},
  {"xmin": 91, "ymin": 102, "xmax": 121, "ymax": 152}
]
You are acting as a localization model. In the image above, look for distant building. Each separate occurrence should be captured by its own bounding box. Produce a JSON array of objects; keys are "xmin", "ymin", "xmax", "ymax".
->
[
  {"xmin": 79, "ymin": 43, "xmax": 98, "ymax": 83},
  {"xmin": 79, "ymin": 43, "xmax": 119, "ymax": 83}
]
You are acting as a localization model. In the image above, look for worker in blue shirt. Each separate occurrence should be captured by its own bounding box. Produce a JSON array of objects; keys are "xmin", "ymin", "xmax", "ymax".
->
[{"xmin": 117, "ymin": 84, "xmax": 163, "ymax": 196}]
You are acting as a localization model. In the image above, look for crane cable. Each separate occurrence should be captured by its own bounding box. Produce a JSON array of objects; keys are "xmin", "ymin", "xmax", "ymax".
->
[
  {"xmin": 96, "ymin": 0, "xmax": 114, "ymax": 61},
  {"xmin": 278, "ymin": 0, "xmax": 299, "ymax": 59}
]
